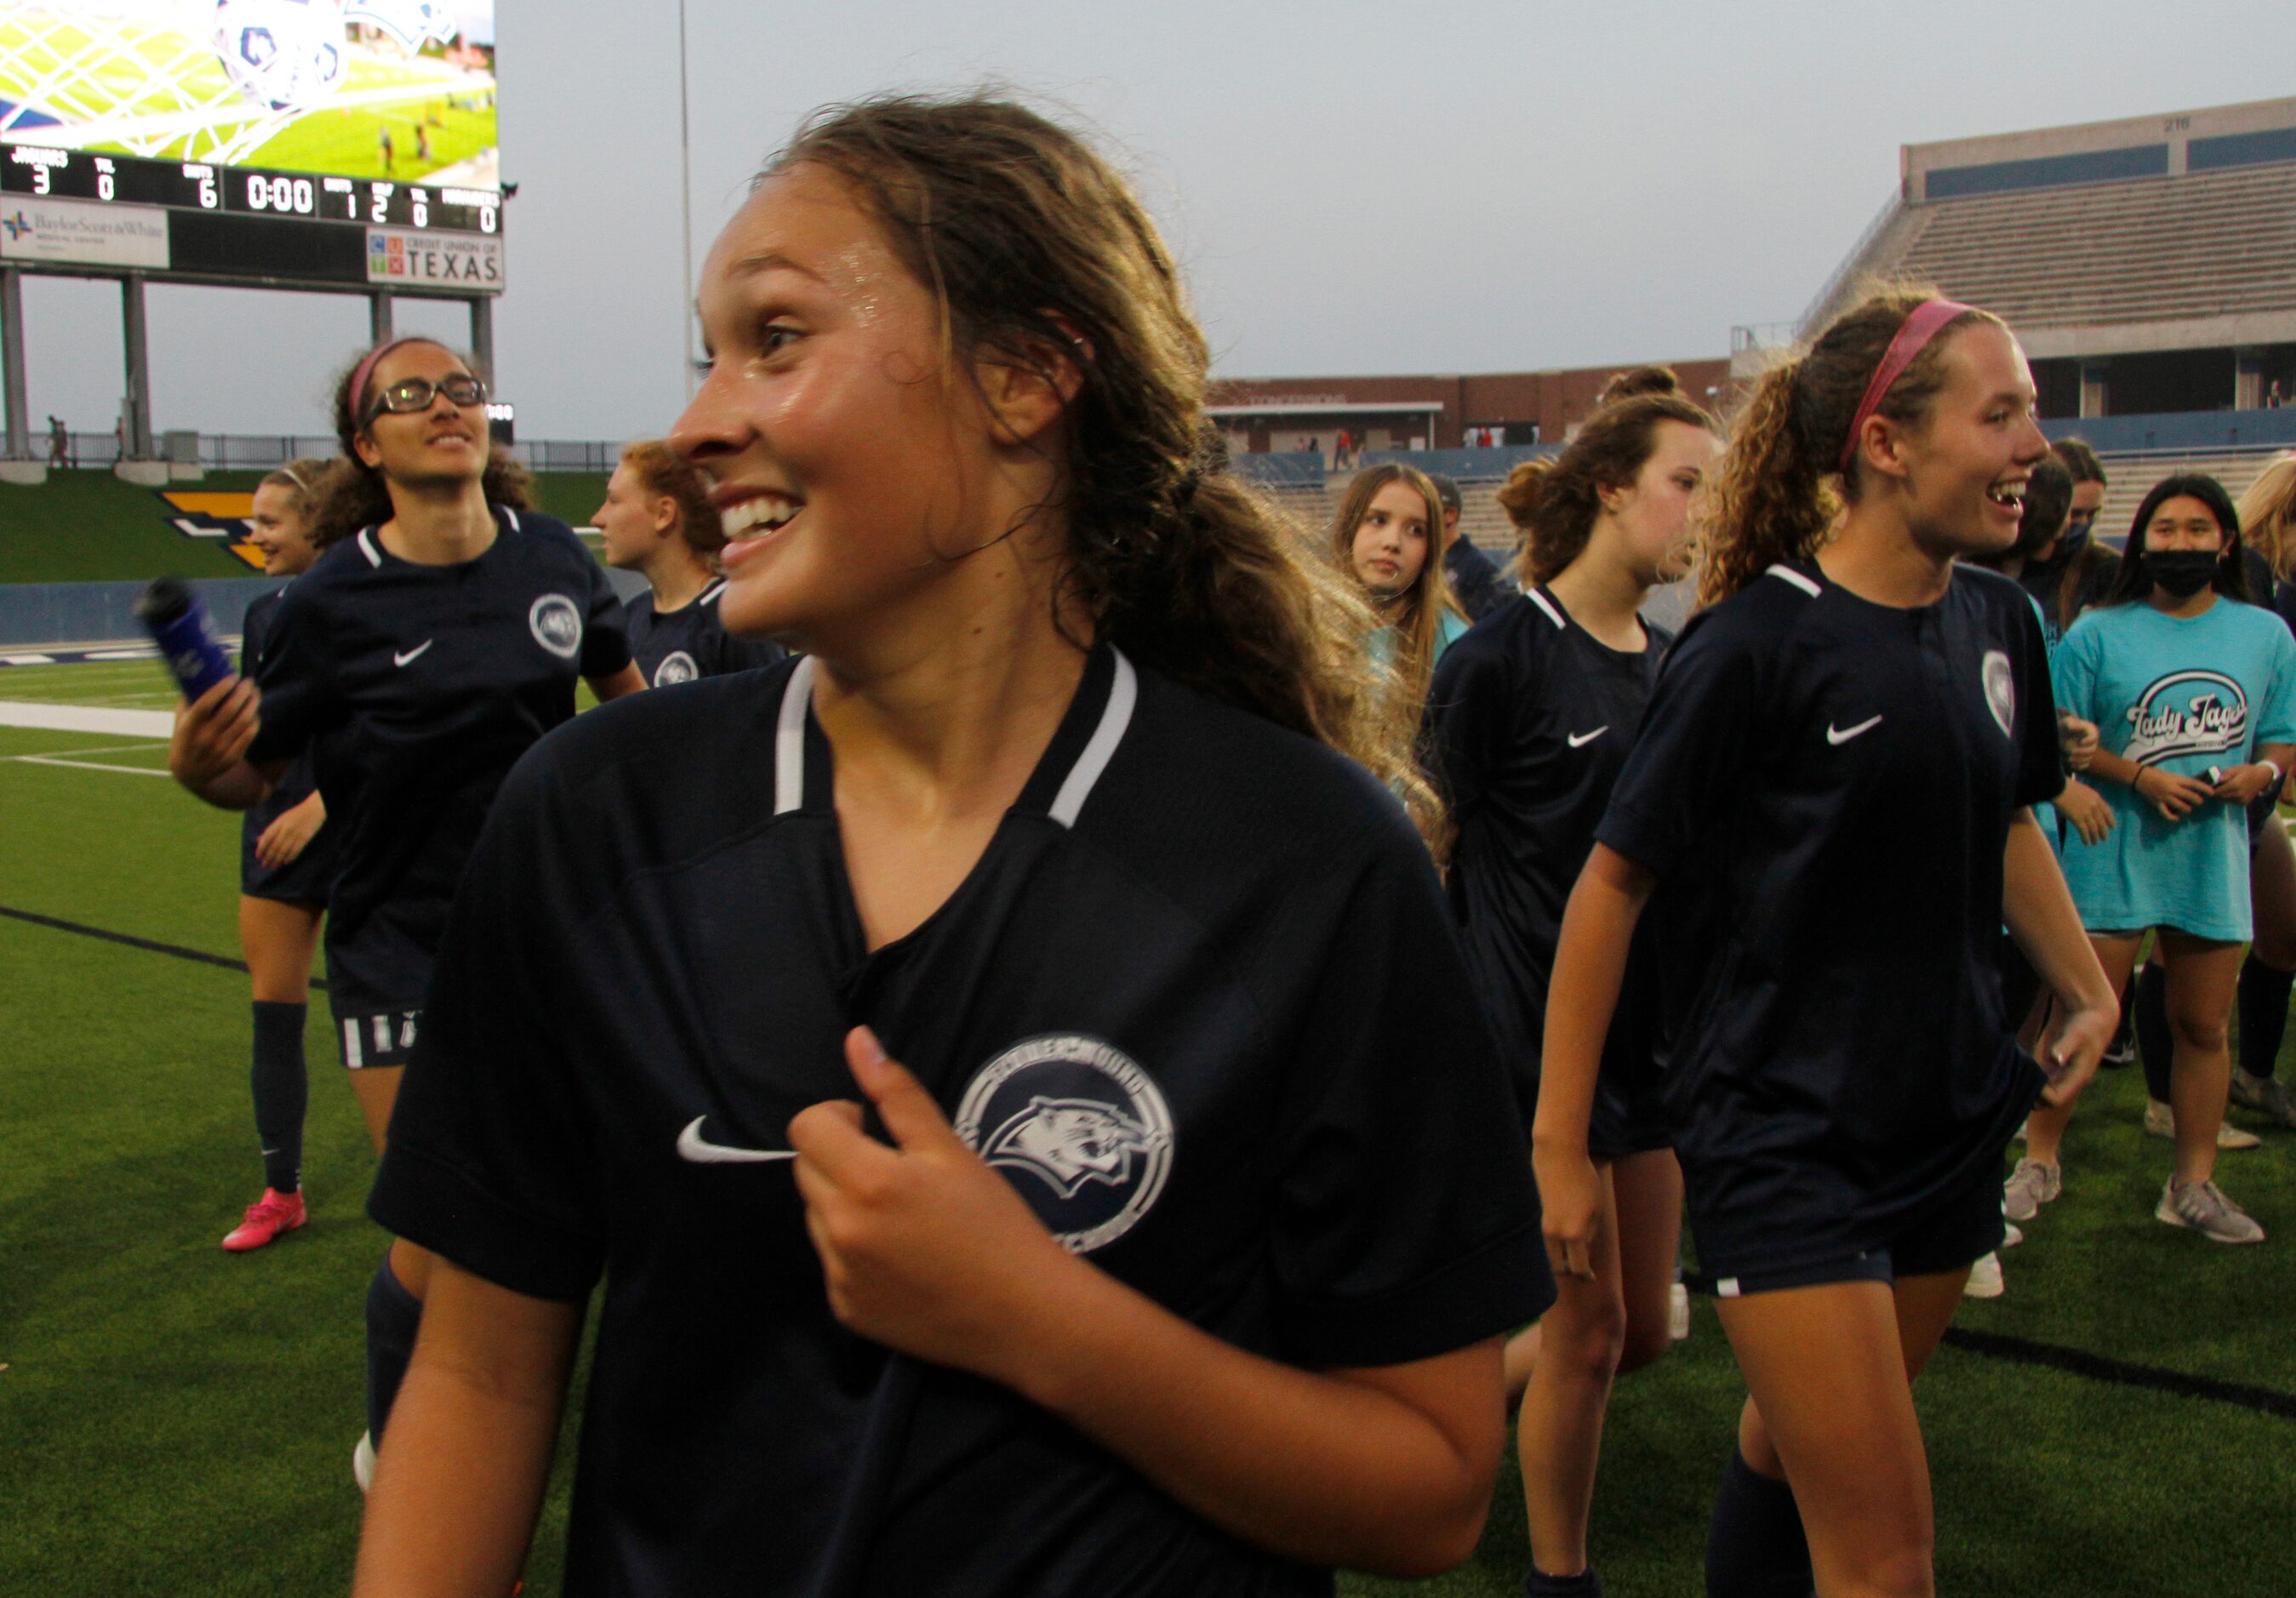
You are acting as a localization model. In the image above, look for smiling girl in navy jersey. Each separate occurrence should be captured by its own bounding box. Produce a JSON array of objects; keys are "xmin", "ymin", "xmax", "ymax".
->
[
  {"xmin": 597, "ymin": 438, "xmax": 785, "ymax": 686},
  {"xmin": 346, "ymin": 95, "xmax": 1549, "ymax": 1598},
  {"xmin": 167, "ymin": 337, "xmax": 642, "ymax": 1481},
  {"xmin": 1539, "ymin": 290, "xmax": 2117, "ymax": 1597},
  {"xmin": 220, "ymin": 459, "xmax": 340, "ymax": 1253},
  {"xmin": 1425, "ymin": 374, "xmax": 1720, "ymax": 1597}
]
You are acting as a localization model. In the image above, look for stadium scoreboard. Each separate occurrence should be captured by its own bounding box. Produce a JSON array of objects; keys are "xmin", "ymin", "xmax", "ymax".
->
[{"xmin": 0, "ymin": 139, "xmax": 503, "ymax": 294}]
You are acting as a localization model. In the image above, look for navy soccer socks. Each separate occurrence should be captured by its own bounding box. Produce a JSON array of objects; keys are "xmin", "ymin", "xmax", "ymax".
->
[
  {"xmin": 365, "ymin": 1253, "xmax": 422, "ymax": 1442},
  {"xmin": 1705, "ymin": 1447, "xmax": 1814, "ymax": 1597},
  {"xmin": 2135, "ymin": 962, "xmax": 2174, "ymax": 1106},
  {"xmin": 1522, "ymin": 1567, "xmax": 1603, "ymax": 1595},
  {"xmin": 249, "ymin": 1001, "xmax": 308, "ymax": 1195},
  {"xmin": 2238, "ymin": 952, "xmax": 2294, "ymax": 1082}
]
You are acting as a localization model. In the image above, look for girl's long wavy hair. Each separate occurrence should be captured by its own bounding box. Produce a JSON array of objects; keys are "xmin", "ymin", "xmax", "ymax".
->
[
  {"xmin": 774, "ymin": 94, "xmax": 1437, "ymax": 841},
  {"xmin": 1699, "ymin": 285, "xmax": 2004, "ymax": 609},
  {"xmin": 1328, "ymin": 463, "xmax": 1461, "ymax": 724},
  {"xmin": 311, "ymin": 338, "xmax": 531, "ymax": 548}
]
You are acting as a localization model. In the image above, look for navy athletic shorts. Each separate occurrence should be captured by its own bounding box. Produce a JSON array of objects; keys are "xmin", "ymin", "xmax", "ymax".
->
[{"xmin": 1693, "ymin": 1163, "xmax": 2004, "ymax": 1298}]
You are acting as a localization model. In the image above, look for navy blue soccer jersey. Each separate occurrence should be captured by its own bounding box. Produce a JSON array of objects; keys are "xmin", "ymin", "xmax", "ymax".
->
[
  {"xmin": 1596, "ymin": 561, "xmax": 2063, "ymax": 1277},
  {"xmin": 625, "ymin": 578, "xmax": 785, "ymax": 687},
  {"xmin": 371, "ymin": 644, "xmax": 1551, "ymax": 1598},
  {"xmin": 1424, "ymin": 585, "xmax": 1673, "ymax": 1147},
  {"xmin": 245, "ymin": 508, "xmax": 631, "ymax": 1016}
]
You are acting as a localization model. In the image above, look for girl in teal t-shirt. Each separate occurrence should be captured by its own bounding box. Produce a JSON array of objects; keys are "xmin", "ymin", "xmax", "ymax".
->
[{"xmin": 2020, "ymin": 475, "xmax": 2296, "ymax": 1247}]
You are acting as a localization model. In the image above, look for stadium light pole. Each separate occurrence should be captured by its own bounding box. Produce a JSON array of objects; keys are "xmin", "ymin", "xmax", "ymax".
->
[{"xmin": 678, "ymin": 0, "xmax": 696, "ymax": 402}]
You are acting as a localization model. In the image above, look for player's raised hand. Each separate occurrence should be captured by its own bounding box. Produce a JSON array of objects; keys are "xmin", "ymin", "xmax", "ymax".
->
[{"xmin": 788, "ymin": 1026, "xmax": 1083, "ymax": 1381}]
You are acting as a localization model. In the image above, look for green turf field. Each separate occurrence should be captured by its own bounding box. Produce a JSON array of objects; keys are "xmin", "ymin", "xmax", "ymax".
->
[
  {"xmin": 1, "ymin": 665, "xmax": 2291, "ymax": 1595},
  {"xmin": 0, "ymin": 471, "xmax": 611, "ymax": 587}
]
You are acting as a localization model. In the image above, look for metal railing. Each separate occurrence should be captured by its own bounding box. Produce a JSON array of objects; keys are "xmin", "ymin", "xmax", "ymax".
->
[
  {"xmin": 25, "ymin": 431, "xmax": 631, "ymax": 473},
  {"xmin": 1796, "ymin": 187, "xmax": 1905, "ymax": 334}
]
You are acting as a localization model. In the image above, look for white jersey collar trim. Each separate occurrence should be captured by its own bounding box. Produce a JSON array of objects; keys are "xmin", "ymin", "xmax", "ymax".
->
[
  {"xmin": 1525, "ymin": 586, "xmax": 1568, "ymax": 630},
  {"xmin": 1765, "ymin": 562, "xmax": 1823, "ymax": 597},
  {"xmin": 773, "ymin": 655, "xmax": 818, "ymax": 816}
]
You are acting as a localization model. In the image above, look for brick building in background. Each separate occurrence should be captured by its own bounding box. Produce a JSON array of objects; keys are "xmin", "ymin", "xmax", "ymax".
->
[{"xmin": 1205, "ymin": 356, "xmax": 1731, "ymax": 459}]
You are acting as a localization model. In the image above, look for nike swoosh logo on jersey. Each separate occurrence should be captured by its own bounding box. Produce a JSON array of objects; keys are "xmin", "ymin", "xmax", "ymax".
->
[
  {"xmin": 1827, "ymin": 715, "xmax": 1883, "ymax": 745},
  {"xmin": 393, "ymin": 641, "xmax": 434, "ymax": 667},
  {"xmin": 1567, "ymin": 727, "xmax": 1609, "ymax": 748},
  {"xmin": 676, "ymin": 1116, "xmax": 797, "ymax": 1164}
]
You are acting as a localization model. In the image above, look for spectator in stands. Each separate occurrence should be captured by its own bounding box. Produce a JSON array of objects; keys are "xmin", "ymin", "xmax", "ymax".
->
[
  {"xmin": 1430, "ymin": 471, "xmax": 1509, "ymax": 621},
  {"xmin": 595, "ymin": 439, "xmax": 785, "ymax": 687},
  {"xmin": 2266, "ymin": 380, "xmax": 2283, "ymax": 409},
  {"xmin": 1333, "ymin": 463, "xmax": 1468, "ymax": 721},
  {"xmin": 220, "ymin": 459, "xmax": 340, "ymax": 1253},
  {"xmin": 2018, "ymin": 474, "xmax": 2296, "ymax": 1245},
  {"xmin": 1422, "ymin": 373, "xmax": 1720, "ymax": 1597},
  {"xmin": 45, "ymin": 414, "xmax": 65, "ymax": 467}
]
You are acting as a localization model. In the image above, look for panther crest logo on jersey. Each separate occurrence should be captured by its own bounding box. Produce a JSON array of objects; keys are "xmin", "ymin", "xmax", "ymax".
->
[
  {"xmin": 1982, "ymin": 649, "xmax": 2016, "ymax": 737},
  {"xmin": 955, "ymin": 1034, "xmax": 1174, "ymax": 1253},
  {"xmin": 654, "ymin": 650, "xmax": 700, "ymax": 687},
  {"xmin": 528, "ymin": 594, "xmax": 583, "ymax": 659}
]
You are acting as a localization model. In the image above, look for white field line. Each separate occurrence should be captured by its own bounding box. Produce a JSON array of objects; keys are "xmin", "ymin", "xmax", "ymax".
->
[
  {"xmin": 0, "ymin": 701, "xmax": 174, "ymax": 737},
  {"xmin": 6, "ymin": 741, "xmax": 168, "ymax": 760},
  {"xmin": 13, "ymin": 754, "xmax": 172, "ymax": 778}
]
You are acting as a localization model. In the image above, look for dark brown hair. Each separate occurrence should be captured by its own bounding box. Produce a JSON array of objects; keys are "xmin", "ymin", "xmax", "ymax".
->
[
  {"xmin": 1700, "ymin": 286, "xmax": 2004, "ymax": 608},
  {"xmin": 773, "ymin": 94, "xmax": 1434, "ymax": 836},
  {"xmin": 1497, "ymin": 375, "xmax": 1717, "ymax": 587},
  {"xmin": 312, "ymin": 338, "xmax": 530, "ymax": 548},
  {"xmin": 1595, "ymin": 364, "xmax": 1684, "ymax": 408},
  {"xmin": 2051, "ymin": 436, "xmax": 2106, "ymax": 486},
  {"xmin": 620, "ymin": 439, "xmax": 724, "ymax": 556}
]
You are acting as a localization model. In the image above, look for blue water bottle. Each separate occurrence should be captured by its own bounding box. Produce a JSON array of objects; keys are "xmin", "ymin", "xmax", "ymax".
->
[{"xmin": 134, "ymin": 576, "xmax": 235, "ymax": 701}]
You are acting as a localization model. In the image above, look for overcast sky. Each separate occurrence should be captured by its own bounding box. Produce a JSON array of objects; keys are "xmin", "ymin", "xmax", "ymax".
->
[{"xmin": 14, "ymin": 0, "xmax": 2292, "ymax": 442}]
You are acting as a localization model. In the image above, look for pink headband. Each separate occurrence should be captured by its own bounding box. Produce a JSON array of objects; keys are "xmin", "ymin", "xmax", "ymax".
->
[
  {"xmin": 346, "ymin": 337, "xmax": 425, "ymax": 424},
  {"xmin": 1836, "ymin": 299, "xmax": 1976, "ymax": 475}
]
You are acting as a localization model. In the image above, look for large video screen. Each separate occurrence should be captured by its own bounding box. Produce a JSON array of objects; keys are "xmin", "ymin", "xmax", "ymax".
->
[{"xmin": 0, "ymin": 2, "xmax": 496, "ymax": 190}]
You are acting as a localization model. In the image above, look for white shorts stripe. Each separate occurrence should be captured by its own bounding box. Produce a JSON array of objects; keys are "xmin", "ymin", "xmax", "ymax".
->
[{"xmin": 341, "ymin": 1017, "xmax": 363, "ymax": 1070}]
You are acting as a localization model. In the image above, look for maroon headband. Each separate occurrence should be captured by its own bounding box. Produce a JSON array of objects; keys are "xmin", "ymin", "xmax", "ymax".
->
[
  {"xmin": 346, "ymin": 336, "xmax": 431, "ymax": 425},
  {"xmin": 1836, "ymin": 299, "xmax": 1977, "ymax": 475}
]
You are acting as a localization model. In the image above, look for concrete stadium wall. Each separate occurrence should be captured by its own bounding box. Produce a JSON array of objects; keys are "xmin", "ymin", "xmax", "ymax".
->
[{"xmin": 0, "ymin": 577, "xmax": 277, "ymax": 649}]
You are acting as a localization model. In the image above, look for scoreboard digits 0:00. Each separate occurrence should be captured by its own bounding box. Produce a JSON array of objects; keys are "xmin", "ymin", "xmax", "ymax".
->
[{"xmin": 1, "ymin": 141, "xmax": 499, "ymax": 235}]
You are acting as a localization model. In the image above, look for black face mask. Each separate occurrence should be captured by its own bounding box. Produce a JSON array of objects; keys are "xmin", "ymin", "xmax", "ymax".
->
[{"xmin": 2143, "ymin": 549, "xmax": 2219, "ymax": 599}]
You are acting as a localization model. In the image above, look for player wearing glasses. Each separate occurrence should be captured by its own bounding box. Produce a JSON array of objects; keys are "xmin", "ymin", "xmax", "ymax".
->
[{"xmin": 167, "ymin": 336, "xmax": 644, "ymax": 1486}]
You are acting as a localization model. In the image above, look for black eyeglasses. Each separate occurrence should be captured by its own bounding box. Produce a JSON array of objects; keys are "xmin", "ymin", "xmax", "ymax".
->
[{"xmin": 367, "ymin": 374, "xmax": 486, "ymax": 420}]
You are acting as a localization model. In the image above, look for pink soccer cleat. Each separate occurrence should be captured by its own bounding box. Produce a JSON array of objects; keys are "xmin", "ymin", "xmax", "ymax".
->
[{"xmin": 222, "ymin": 1188, "xmax": 307, "ymax": 1252}]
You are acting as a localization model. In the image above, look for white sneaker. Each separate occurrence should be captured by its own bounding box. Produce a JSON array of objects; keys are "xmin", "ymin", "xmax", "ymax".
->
[
  {"xmin": 2002, "ymin": 1220, "xmax": 2025, "ymax": 1248},
  {"xmin": 2003, "ymin": 1157, "xmax": 2061, "ymax": 1223},
  {"xmin": 1668, "ymin": 1281, "xmax": 1690, "ymax": 1341},
  {"xmin": 353, "ymin": 1430, "xmax": 376, "ymax": 1493},
  {"xmin": 2144, "ymin": 1099, "xmax": 2262, "ymax": 1150},
  {"xmin": 1963, "ymin": 1252, "xmax": 2006, "ymax": 1298},
  {"xmin": 2156, "ymin": 1178, "xmax": 2266, "ymax": 1244}
]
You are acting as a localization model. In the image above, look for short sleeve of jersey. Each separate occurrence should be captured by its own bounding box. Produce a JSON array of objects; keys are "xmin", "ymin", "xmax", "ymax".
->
[
  {"xmin": 1265, "ymin": 819, "xmax": 1552, "ymax": 1367},
  {"xmin": 1596, "ymin": 608, "xmax": 1766, "ymax": 878},
  {"xmin": 2050, "ymin": 615, "xmax": 2101, "ymax": 726},
  {"xmin": 574, "ymin": 542, "xmax": 633, "ymax": 682},
  {"xmin": 246, "ymin": 585, "xmax": 339, "ymax": 768},
  {"xmin": 2256, "ymin": 618, "xmax": 2296, "ymax": 747},
  {"xmin": 1421, "ymin": 636, "xmax": 1514, "ymax": 822},
  {"xmin": 2006, "ymin": 591, "xmax": 2064, "ymax": 808},
  {"xmin": 368, "ymin": 748, "xmax": 606, "ymax": 1299}
]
